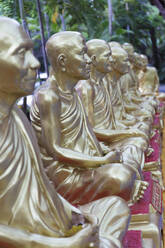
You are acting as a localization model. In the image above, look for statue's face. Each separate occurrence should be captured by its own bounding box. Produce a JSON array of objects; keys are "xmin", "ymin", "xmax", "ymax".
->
[
  {"xmin": 133, "ymin": 53, "xmax": 142, "ymax": 69},
  {"xmin": 112, "ymin": 52, "xmax": 129, "ymax": 75},
  {"xmin": 128, "ymin": 54, "xmax": 134, "ymax": 64},
  {"xmin": 0, "ymin": 22, "xmax": 40, "ymax": 96},
  {"xmin": 140, "ymin": 56, "xmax": 148, "ymax": 71},
  {"xmin": 95, "ymin": 45, "xmax": 113, "ymax": 74},
  {"xmin": 64, "ymin": 35, "xmax": 91, "ymax": 81},
  {"xmin": 122, "ymin": 45, "xmax": 134, "ymax": 64}
]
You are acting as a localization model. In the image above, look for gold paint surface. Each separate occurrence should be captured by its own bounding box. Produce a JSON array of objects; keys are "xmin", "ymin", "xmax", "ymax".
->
[
  {"xmin": 161, "ymin": 114, "xmax": 165, "ymax": 247},
  {"xmin": 0, "ymin": 19, "xmax": 130, "ymax": 248},
  {"xmin": 31, "ymin": 34, "xmax": 144, "ymax": 206},
  {"xmin": 138, "ymin": 54, "xmax": 159, "ymax": 95}
]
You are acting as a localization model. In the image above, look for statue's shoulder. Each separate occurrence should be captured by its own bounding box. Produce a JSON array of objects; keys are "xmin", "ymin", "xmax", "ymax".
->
[
  {"xmin": 83, "ymin": 79, "xmax": 93, "ymax": 92},
  {"xmin": 76, "ymin": 79, "xmax": 92, "ymax": 98},
  {"xmin": 76, "ymin": 79, "xmax": 91, "ymax": 89},
  {"xmin": 147, "ymin": 66, "xmax": 157, "ymax": 74},
  {"xmin": 34, "ymin": 79, "xmax": 60, "ymax": 106}
]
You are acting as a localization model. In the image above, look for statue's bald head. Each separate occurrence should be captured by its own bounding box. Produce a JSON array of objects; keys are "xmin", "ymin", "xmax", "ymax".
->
[
  {"xmin": 133, "ymin": 52, "xmax": 143, "ymax": 68},
  {"xmin": 0, "ymin": 16, "xmax": 19, "ymax": 32},
  {"xmin": 0, "ymin": 17, "xmax": 39, "ymax": 96},
  {"xmin": 110, "ymin": 46, "xmax": 129, "ymax": 75},
  {"xmin": 111, "ymin": 46, "xmax": 128, "ymax": 59},
  {"xmin": 122, "ymin": 42, "xmax": 134, "ymax": 55},
  {"xmin": 86, "ymin": 39, "xmax": 110, "ymax": 58},
  {"xmin": 0, "ymin": 16, "xmax": 29, "ymax": 53},
  {"xmin": 109, "ymin": 41, "xmax": 121, "ymax": 48},
  {"xmin": 134, "ymin": 52, "xmax": 140, "ymax": 59},
  {"xmin": 139, "ymin": 54, "xmax": 148, "ymax": 70},
  {"xmin": 140, "ymin": 54, "xmax": 148, "ymax": 64},
  {"xmin": 46, "ymin": 31, "xmax": 84, "ymax": 67}
]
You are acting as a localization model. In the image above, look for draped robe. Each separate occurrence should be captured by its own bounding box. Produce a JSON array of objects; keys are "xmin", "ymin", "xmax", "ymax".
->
[
  {"xmin": 0, "ymin": 104, "xmax": 130, "ymax": 248},
  {"xmin": 138, "ymin": 66, "xmax": 159, "ymax": 95},
  {"xmin": 0, "ymin": 105, "xmax": 74, "ymax": 247},
  {"xmin": 120, "ymin": 70, "xmax": 157, "ymax": 114},
  {"xmin": 80, "ymin": 79, "xmax": 149, "ymax": 152},
  {"xmin": 31, "ymin": 79, "xmax": 142, "ymax": 206}
]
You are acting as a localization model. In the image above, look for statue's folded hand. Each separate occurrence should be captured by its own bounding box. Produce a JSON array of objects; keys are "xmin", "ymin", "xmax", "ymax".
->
[
  {"xmin": 104, "ymin": 150, "xmax": 121, "ymax": 164},
  {"xmin": 70, "ymin": 218, "xmax": 100, "ymax": 248}
]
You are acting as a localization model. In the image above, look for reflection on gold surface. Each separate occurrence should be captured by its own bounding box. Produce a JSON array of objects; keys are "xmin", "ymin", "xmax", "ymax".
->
[
  {"xmin": 30, "ymin": 32, "xmax": 142, "ymax": 207},
  {"xmin": 138, "ymin": 54, "xmax": 159, "ymax": 95},
  {"xmin": 77, "ymin": 39, "xmax": 149, "ymax": 201},
  {"xmin": 0, "ymin": 17, "xmax": 130, "ymax": 248}
]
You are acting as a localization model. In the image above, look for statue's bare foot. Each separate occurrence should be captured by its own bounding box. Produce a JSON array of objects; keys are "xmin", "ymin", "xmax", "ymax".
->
[
  {"xmin": 150, "ymin": 129, "xmax": 156, "ymax": 139},
  {"xmin": 128, "ymin": 180, "xmax": 149, "ymax": 206},
  {"xmin": 146, "ymin": 147, "xmax": 154, "ymax": 157}
]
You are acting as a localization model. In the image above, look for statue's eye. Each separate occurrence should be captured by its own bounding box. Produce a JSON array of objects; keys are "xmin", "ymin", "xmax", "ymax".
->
[
  {"xmin": 17, "ymin": 48, "xmax": 26, "ymax": 58},
  {"xmin": 80, "ymin": 51, "xmax": 85, "ymax": 56}
]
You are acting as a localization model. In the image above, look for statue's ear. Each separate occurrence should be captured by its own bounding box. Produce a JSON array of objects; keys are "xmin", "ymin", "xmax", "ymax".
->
[
  {"xmin": 57, "ymin": 54, "xmax": 66, "ymax": 71},
  {"xmin": 91, "ymin": 55, "xmax": 97, "ymax": 65}
]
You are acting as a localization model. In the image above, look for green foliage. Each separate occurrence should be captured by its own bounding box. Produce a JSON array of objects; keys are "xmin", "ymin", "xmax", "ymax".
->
[
  {"xmin": 0, "ymin": 0, "xmax": 165, "ymax": 83},
  {"xmin": 110, "ymin": 0, "xmax": 165, "ymax": 83}
]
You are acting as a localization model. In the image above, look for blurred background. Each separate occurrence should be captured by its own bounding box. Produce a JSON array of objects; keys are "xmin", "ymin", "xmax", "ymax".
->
[{"xmin": 0, "ymin": 0, "xmax": 165, "ymax": 109}]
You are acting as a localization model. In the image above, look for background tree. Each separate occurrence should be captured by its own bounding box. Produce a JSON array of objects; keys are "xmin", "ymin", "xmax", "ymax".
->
[
  {"xmin": 0, "ymin": 0, "xmax": 165, "ymax": 83},
  {"xmin": 149, "ymin": 0, "xmax": 165, "ymax": 19}
]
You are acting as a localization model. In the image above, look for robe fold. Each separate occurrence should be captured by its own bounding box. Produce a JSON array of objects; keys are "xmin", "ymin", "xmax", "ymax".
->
[
  {"xmin": 31, "ymin": 80, "xmax": 141, "ymax": 205},
  {"xmin": 0, "ymin": 106, "xmax": 72, "ymax": 238}
]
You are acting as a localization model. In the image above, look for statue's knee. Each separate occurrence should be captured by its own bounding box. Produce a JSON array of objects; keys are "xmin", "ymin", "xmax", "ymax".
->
[
  {"xmin": 114, "ymin": 196, "xmax": 130, "ymax": 212},
  {"xmin": 111, "ymin": 164, "xmax": 136, "ymax": 188}
]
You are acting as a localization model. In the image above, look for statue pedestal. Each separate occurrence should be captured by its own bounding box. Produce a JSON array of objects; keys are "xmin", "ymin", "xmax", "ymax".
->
[
  {"xmin": 144, "ymin": 129, "xmax": 163, "ymax": 186},
  {"xmin": 123, "ymin": 230, "xmax": 142, "ymax": 248},
  {"xmin": 129, "ymin": 172, "xmax": 162, "ymax": 248},
  {"xmin": 127, "ymin": 101, "xmax": 165, "ymax": 248},
  {"xmin": 161, "ymin": 102, "xmax": 165, "ymax": 248}
]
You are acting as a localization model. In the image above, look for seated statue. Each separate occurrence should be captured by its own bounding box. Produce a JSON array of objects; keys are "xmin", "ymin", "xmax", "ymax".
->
[
  {"xmin": 122, "ymin": 43, "xmax": 158, "ymax": 112},
  {"xmin": 137, "ymin": 54, "xmax": 159, "ymax": 95},
  {"xmin": 0, "ymin": 16, "xmax": 131, "ymax": 248},
  {"xmin": 77, "ymin": 39, "xmax": 149, "ymax": 153},
  {"xmin": 103, "ymin": 43, "xmax": 152, "ymax": 139},
  {"xmin": 30, "ymin": 31, "xmax": 147, "ymax": 206},
  {"xmin": 76, "ymin": 38, "xmax": 150, "ymax": 198},
  {"xmin": 137, "ymin": 54, "xmax": 165, "ymax": 102}
]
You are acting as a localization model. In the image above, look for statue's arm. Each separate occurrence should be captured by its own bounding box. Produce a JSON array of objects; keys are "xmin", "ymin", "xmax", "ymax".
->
[
  {"xmin": 124, "ymin": 103, "xmax": 138, "ymax": 111},
  {"xmin": 0, "ymin": 215, "xmax": 100, "ymax": 248},
  {"xmin": 51, "ymin": 222, "xmax": 99, "ymax": 248},
  {"xmin": 154, "ymin": 70, "xmax": 159, "ymax": 93},
  {"xmin": 131, "ymin": 94, "xmax": 143, "ymax": 103},
  {"xmin": 38, "ymin": 92, "xmax": 111, "ymax": 168},
  {"xmin": 81, "ymin": 82, "xmax": 94, "ymax": 126},
  {"xmin": 94, "ymin": 128, "xmax": 148, "ymax": 142}
]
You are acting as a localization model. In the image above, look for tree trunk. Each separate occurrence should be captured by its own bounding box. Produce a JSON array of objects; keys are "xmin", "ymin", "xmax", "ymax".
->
[
  {"xmin": 43, "ymin": 0, "xmax": 51, "ymax": 38},
  {"xmin": 149, "ymin": 27, "xmax": 160, "ymax": 69},
  {"xmin": 60, "ymin": 13, "xmax": 66, "ymax": 31},
  {"xmin": 107, "ymin": 0, "xmax": 113, "ymax": 35},
  {"xmin": 18, "ymin": 0, "xmax": 30, "ymax": 36},
  {"xmin": 36, "ymin": 0, "xmax": 49, "ymax": 76},
  {"xmin": 125, "ymin": 2, "xmax": 130, "ymax": 34},
  {"xmin": 150, "ymin": 0, "xmax": 165, "ymax": 19},
  {"xmin": 18, "ymin": 0, "xmax": 30, "ymax": 115}
]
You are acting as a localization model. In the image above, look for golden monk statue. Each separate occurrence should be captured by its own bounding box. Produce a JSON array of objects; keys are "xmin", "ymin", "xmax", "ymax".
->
[
  {"xmin": 138, "ymin": 54, "xmax": 165, "ymax": 102},
  {"xmin": 106, "ymin": 43, "xmax": 141, "ymax": 124},
  {"xmin": 75, "ymin": 38, "xmax": 150, "ymax": 198},
  {"xmin": 77, "ymin": 39, "xmax": 149, "ymax": 151},
  {"xmin": 138, "ymin": 54, "xmax": 160, "ymax": 95},
  {"xmin": 102, "ymin": 43, "xmax": 152, "ymax": 140},
  {"xmin": 121, "ymin": 43, "xmax": 158, "ymax": 112},
  {"xmin": 103, "ymin": 44, "xmax": 154, "ymax": 134},
  {"xmin": 30, "ymin": 31, "xmax": 147, "ymax": 206},
  {"xmin": 0, "ymin": 17, "xmax": 131, "ymax": 248}
]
